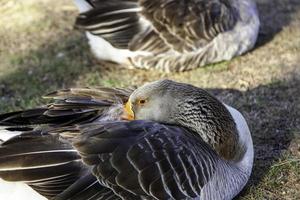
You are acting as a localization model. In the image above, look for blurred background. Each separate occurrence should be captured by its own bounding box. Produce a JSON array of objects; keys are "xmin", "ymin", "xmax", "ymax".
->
[{"xmin": 0, "ymin": 0, "xmax": 299, "ymax": 199}]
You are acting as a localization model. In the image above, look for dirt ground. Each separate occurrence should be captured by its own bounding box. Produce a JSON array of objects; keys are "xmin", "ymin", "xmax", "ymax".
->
[{"xmin": 0, "ymin": 0, "xmax": 299, "ymax": 199}]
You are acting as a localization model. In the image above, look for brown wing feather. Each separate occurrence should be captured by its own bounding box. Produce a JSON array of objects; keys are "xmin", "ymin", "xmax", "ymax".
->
[
  {"xmin": 0, "ymin": 87, "xmax": 135, "ymax": 127},
  {"xmin": 139, "ymin": 0, "xmax": 238, "ymax": 52},
  {"xmin": 129, "ymin": 27, "xmax": 171, "ymax": 54},
  {"xmin": 0, "ymin": 129, "xmax": 122, "ymax": 200},
  {"xmin": 0, "ymin": 86, "xmax": 136, "ymax": 199}
]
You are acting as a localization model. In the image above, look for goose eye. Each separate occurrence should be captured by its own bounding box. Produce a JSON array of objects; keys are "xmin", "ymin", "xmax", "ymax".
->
[{"xmin": 138, "ymin": 99, "xmax": 147, "ymax": 105}]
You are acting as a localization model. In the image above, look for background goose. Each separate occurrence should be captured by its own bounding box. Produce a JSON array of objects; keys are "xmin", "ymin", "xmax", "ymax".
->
[
  {"xmin": 0, "ymin": 80, "xmax": 253, "ymax": 199},
  {"xmin": 73, "ymin": 0, "xmax": 260, "ymax": 72}
]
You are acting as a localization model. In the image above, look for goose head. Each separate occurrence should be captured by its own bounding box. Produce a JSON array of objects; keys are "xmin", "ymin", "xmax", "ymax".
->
[{"xmin": 123, "ymin": 79, "xmax": 253, "ymax": 165}]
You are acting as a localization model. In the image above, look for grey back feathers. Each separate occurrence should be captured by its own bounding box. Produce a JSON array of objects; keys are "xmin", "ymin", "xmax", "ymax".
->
[{"xmin": 74, "ymin": 0, "xmax": 259, "ymax": 72}]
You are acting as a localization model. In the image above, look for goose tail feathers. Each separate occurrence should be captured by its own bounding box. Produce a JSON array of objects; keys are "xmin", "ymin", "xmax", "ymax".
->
[{"xmin": 74, "ymin": 0, "xmax": 143, "ymax": 49}]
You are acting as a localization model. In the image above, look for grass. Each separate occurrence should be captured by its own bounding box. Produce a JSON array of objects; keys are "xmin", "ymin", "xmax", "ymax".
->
[{"xmin": 0, "ymin": 0, "xmax": 300, "ymax": 199}]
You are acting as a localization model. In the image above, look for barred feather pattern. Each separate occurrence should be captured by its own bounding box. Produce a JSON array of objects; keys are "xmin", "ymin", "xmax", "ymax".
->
[
  {"xmin": 0, "ymin": 131, "xmax": 86, "ymax": 199},
  {"xmin": 75, "ymin": 1, "xmax": 143, "ymax": 49},
  {"xmin": 74, "ymin": 0, "xmax": 259, "ymax": 72},
  {"xmin": 0, "ymin": 86, "xmax": 135, "ymax": 200},
  {"xmin": 0, "ymin": 87, "xmax": 134, "ymax": 127},
  {"xmin": 0, "ymin": 80, "xmax": 253, "ymax": 199},
  {"xmin": 169, "ymin": 85, "xmax": 240, "ymax": 160},
  {"xmin": 74, "ymin": 121, "xmax": 223, "ymax": 199},
  {"xmin": 139, "ymin": 0, "xmax": 238, "ymax": 52},
  {"xmin": 129, "ymin": 27, "xmax": 171, "ymax": 54},
  {"xmin": 129, "ymin": 42, "xmax": 218, "ymax": 72}
]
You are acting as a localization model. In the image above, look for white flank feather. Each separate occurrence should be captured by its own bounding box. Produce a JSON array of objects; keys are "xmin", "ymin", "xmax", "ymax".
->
[
  {"xmin": 86, "ymin": 32, "xmax": 151, "ymax": 64},
  {"xmin": 0, "ymin": 129, "xmax": 22, "ymax": 142},
  {"xmin": 73, "ymin": 0, "xmax": 93, "ymax": 13},
  {"xmin": 0, "ymin": 179, "xmax": 46, "ymax": 200}
]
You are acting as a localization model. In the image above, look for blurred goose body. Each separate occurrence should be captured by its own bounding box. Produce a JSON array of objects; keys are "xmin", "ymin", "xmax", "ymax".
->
[
  {"xmin": 0, "ymin": 80, "xmax": 253, "ymax": 199},
  {"xmin": 73, "ymin": 0, "xmax": 259, "ymax": 72}
]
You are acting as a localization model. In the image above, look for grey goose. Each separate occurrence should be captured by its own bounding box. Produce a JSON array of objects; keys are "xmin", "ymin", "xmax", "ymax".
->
[
  {"xmin": 0, "ymin": 80, "xmax": 253, "ymax": 199},
  {"xmin": 73, "ymin": 0, "xmax": 260, "ymax": 72}
]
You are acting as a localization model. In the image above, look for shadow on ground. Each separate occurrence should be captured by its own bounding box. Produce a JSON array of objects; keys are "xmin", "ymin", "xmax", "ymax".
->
[
  {"xmin": 209, "ymin": 75, "xmax": 300, "ymax": 199},
  {"xmin": 255, "ymin": 0, "xmax": 300, "ymax": 47}
]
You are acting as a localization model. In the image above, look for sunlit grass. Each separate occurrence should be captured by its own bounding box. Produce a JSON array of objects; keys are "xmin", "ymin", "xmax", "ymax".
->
[{"xmin": 0, "ymin": 1, "xmax": 44, "ymax": 29}]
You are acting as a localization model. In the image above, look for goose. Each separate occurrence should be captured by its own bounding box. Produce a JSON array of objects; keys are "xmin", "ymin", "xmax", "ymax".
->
[
  {"xmin": 0, "ymin": 79, "xmax": 253, "ymax": 199},
  {"xmin": 72, "ymin": 0, "xmax": 260, "ymax": 72}
]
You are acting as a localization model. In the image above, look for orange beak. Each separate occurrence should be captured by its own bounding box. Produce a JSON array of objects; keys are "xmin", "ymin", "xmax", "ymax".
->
[{"xmin": 122, "ymin": 101, "xmax": 134, "ymax": 120}]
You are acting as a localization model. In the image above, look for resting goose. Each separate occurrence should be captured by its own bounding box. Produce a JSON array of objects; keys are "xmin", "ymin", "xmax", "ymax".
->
[
  {"xmin": 73, "ymin": 0, "xmax": 260, "ymax": 72},
  {"xmin": 0, "ymin": 80, "xmax": 253, "ymax": 199}
]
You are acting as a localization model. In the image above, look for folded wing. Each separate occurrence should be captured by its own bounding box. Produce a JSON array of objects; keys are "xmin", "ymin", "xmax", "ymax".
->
[
  {"xmin": 74, "ymin": 120, "xmax": 220, "ymax": 199},
  {"xmin": 140, "ymin": 0, "xmax": 238, "ymax": 52},
  {"xmin": 75, "ymin": 0, "xmax": 237, "ymax": 53},
  {"xmin": 0, "ymin": 87, "xmax": 134, "ymax": 127},
  {"xmin": 0, "ymin": 87, "xmax": 134, "ymax": 199},
  {"xmin": 0, "ymin": 131, "xmax": 85, "ymax": 199}
]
